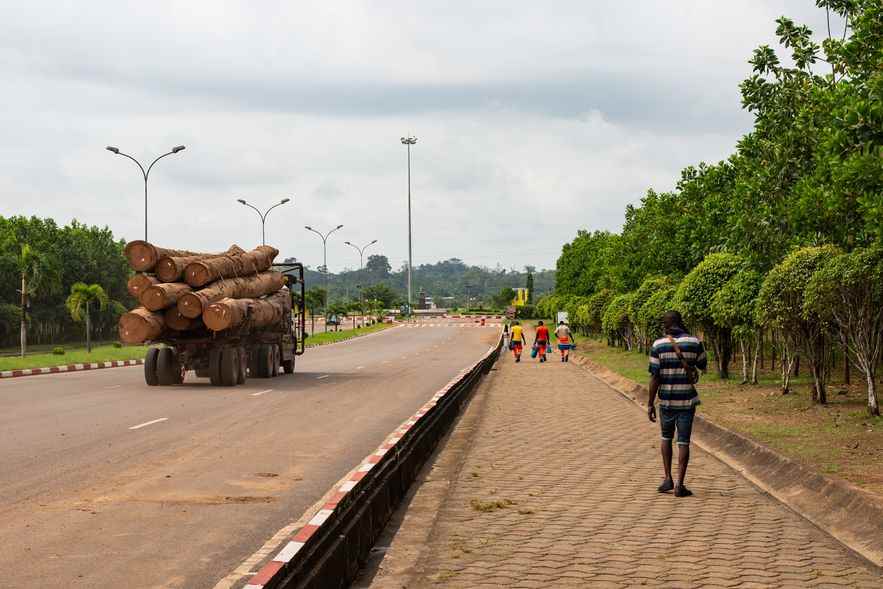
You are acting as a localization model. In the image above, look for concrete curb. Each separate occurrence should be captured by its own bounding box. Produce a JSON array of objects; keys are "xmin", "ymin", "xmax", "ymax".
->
[
  {"xmin": 244, "ymin": 332, "xmax": 504, "ymax": 589},
  {"xmin": 0, "ymin": 359, "xmax": 143, "ymax": 379},
  {"xmin": 571, "ymin": 353, "xmax": 883, "ymax": 570}
]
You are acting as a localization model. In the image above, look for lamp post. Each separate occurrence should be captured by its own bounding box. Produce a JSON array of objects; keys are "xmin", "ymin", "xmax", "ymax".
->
[
  {"xmin": 305, "ymin": 224, "xmax": 344, "ymax": 327},
  {"xmin": 345, "ymin": 239, "xmax": 377, "ymax": 325},
  {"xmin": 343, "ymin": 239, "xmax": 378, "ymax": 271},
  {"xmin": 236, "ymin": 197, "xmax": 292, "ymax": 245},
  {"xmin": 106, "ymin": 145, "xmax": 186, "ymax": 241},
  {"xmin": 400, "ymin": 136, "xmax": 417, "ymax": 319}
]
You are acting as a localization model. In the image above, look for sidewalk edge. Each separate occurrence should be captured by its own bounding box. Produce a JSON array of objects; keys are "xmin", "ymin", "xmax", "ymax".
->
[
  {"xmin": 0, "ymin": 358, "xmax": 143, "ymax": 379},
  {"xmin": 571, "ymin": 353, "xmax": 883, "ymax": 570}
]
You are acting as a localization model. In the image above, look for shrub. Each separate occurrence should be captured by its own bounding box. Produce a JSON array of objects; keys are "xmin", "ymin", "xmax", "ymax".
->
[
  {"xmin": 113, "ymin": 341, "xmax": 123, "ymax": 348},
  {"xmin": 52, "ymin": 346, "xmax": 65, "ymax": 355},
  {"xmin": 636, "ymin": 286, "xmax": 677, "ymax": 346}
]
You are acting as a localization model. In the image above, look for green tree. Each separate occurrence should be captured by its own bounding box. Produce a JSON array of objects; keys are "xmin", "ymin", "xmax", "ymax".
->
[
  {"xmin": 630, "ymin": 276, "xmax": 672, "ymax": 353},
  {"xmin": 587, "ymin": 289, "xmax": 614, "ymax": 335},
  {"xmin": 636, "ymin": 286, "xmax": 677, "ymax": 350},
  {"xmin": 673, "ymin": 252, "xmax": 745, "ymax": 378},
  {"xmin": 492, "ymin": 287, "xmax": 517, "ymax": 310},
  {"xmin": 12, "ymin": 243, "xmax": 61, "ymax": 357},
  {"xmin": 805, "ymin": 247, "xmax": 883, "ymax": 415},
  {"xmin": 756, "ymin": 245, "xmax": 840, "ymax": 401},
  {"xmin": 602, "ymin": 293, "xmax": 636, "ymax": 350},
  {"xmin": 362, "ymin": 283, "xmax": 398, "ymax": 308},
  {"xmin": 525, "ymin": 266, "xmax": 535, "ymax": 305},
  {"xmin": 711, "ymin": 270, "xmax": 764, "ymax": 384},
  {"xmin": 65, "ymin": 283, "xmax": 110, "ymax": 352}
]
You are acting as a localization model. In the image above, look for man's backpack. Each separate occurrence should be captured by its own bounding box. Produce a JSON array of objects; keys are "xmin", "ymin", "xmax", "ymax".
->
[{"xmin": 667, "ymin": 335, "xmax": 700, "ymax": 385}]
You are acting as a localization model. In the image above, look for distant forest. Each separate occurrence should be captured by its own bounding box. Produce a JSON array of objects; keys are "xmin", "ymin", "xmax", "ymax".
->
[{"xmin": 288, "ymin": 254, "xmax": 555, "ymax": 308}]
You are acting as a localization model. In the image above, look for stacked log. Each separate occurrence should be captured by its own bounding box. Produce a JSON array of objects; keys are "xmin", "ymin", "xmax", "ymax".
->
[
  {"xmin": 119, "ymin": 308, "xmax": 165, "ymax": 344},
  {"xmin": 124, "ymin": 241, "xmax": 206, "ymax": 273},
  {"xmin": 184, "ymin": 245, "xmax": 279, "ymax": 287},
  {"xmin": 141, "ymin": 282, "xmax": 192, "ymax": 312},
  {"xmin": 155, "ymin": 245, "xmax": 245, "ymax": 282},
  {"xmin": 177, "ymin": 271, "xmax": 284, "ymax": 318},
  {"xmin": 203, "ymin": 290, "xmax": 291, "ymax": 332},
  {"xmin": 119, "ymin": 240, "xmax": 285, "ymax": 344}
]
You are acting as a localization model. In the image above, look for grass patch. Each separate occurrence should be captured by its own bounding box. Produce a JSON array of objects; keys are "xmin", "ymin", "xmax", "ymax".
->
[
  {"xmin": 0, "ymin": 344, "xmax": 148, "ymax": 371},
  {"xmin": 577, "ymin": 337, "xmax": 883, "ymax": 498},
  {"xmin": 305, "ymin": 322, "xmax": 394, "ymax": 347}
]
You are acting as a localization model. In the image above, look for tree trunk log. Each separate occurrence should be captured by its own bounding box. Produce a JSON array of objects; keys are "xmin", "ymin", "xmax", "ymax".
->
[
  {"xmin": 155, "ymin": 245, "xmax": 245, "ymax": 283},
  {"xmin": 164, "ymin": 307, "xmax": 202, "ymax": 332},
  {"xmin": 203, "ymin": 290, "xmax": 291, "ymax": 332},
  {"xmin": 118, "ymin": 307, "xmax": 165, "ymax": 343},
  {"xmin": 177, "ymin": 271, "xmax": 284, "ymax": 318},
  {"xmin": 124, "ymin": 240, "xmax": 205, "ymax": 273},
  {"xmin": 140, "ymin": 282, "xmax": 193, "ymax": 312},
  {"xmin": 127, "ymin": 273, "xmax": 160, "ymax": 299},
  {"xmin": 184, "ymin": 246, "xmax": 279, "ymax": 287}
]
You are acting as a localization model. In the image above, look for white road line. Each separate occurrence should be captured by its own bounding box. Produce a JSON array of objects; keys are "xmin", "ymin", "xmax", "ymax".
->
[
  {"xmin": 317, "ymin": 374, "xmax": 330, "ymax": 380},
  {"xmin": 129, "ymin": 417, "xmax": 168, "ymax": 430},
  {"xmin": 105, "ymin": 384, "xmax": 121, "ymax": 389},
  {"xmin": 251, "ymin": 389, "xmax": 274, "ymax": 397},
  {"xmin": 356, "ymin": 366, "xmax": 364, "ymax": 370}
]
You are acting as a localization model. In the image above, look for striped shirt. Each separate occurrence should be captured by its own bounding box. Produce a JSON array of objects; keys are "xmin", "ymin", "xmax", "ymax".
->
[{"xmin": 648, "ymin": 329, "xmax": 707, "ymax": 410}]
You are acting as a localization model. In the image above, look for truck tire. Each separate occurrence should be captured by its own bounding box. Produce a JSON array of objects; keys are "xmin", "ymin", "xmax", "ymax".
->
[
  {"xmin": 236, "ymin": 348, "xmax": 247, "ymax": 385},
  {"xmin": 256, "ymin": 344, "xmax": 271, "ymax": 378},
  {"xmin": 271, "ymin": 345, "xmax": 280, "ymax": 377},
  {"xmin": 220, "ymin": 347, "xmax": 238, "ymax": 386},
  {"xmin": 282, "ymin": 350, "xmax": 295, "ymax": 374},
  {"xmin": 209, "ymin": 348, "xmax": 223, "ymax": 386},
  {"xmin": 144, "ymin": 347, "xmax": 160, "ymax": 386},
  {"xmin": 156, "ymin": 348, "xmax": 181, "ymax": 386}
]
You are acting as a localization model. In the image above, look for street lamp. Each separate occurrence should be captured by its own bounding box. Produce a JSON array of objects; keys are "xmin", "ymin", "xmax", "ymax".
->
[
  {"xmin": 236, "ymin": 197, "xmax": 292, "ymax": 245},
  {"xmin": 343, "ymin": 239, "xmax": 378, "ymax": 271},
  {"xmin": 106, "ymin": 144, "xmax": 185, "ymax": 241},
  {"xmin": 305, "ymin": 224, "xmax": 344, "ymax": 319},
  {"xmin": 400, "ymin": 136, "xmax": 417, "ymax": 319}
]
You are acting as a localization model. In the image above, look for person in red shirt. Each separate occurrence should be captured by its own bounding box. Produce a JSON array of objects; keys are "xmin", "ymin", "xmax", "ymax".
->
[{"xmin": 534, "ymin": 320, "xmax": 551, "ymax": 363}]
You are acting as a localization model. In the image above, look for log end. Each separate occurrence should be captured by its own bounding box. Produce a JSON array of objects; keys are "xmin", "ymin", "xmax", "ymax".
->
[
  {"xmin": 124, "ymin": 240, "xmax": 158, "ymax": 272},
  {"xmin": 141, "ymin": 285, "xmax": 168, "ymax": 312},
  {"xmin": 119, "ymin": 308, "xmax": 164, "ymax": 344},
  {"xmin": 184, "ymin": 262, "xmax": 213, "ymax": 288},
  {"xmin": 127, "ymin": 274, "xmax": 157, "ymax": 299},
  {"xmin": 177, "ymin": 292, "xmax": 204, "ymax": 319},
  {"xmin": 203, "ymin": 302, "xmax": 233, "ymax": 332},
  {"xmin": 155, "ymin": 257, "xmax": 183, "ymax": 283},
  {"xmin": 164, "ymin": 307, "xmax": 196, "ymax": 331}
]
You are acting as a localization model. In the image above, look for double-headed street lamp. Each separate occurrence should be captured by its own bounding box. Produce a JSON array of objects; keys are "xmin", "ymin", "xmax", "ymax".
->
[
  {"xmin": 344, "ymin": 239, "xmax": 378, "ymax": 271},
  {"xmin": 304, "ymin": 224, "xmax": 344, "ymax": 307},
  {"xmin": 237, "ymin": 197, "xmax": 292, "ymax": 245},
  {"xmin": 106, "ymin": 145, "xmax": 186, "ymax": 241},
  {"xmin": 401, "ymin": 136, "xmax": 417, "ymax": 318}
]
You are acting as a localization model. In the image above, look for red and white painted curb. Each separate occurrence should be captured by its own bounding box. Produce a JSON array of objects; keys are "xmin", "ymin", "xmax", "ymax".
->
[
  {"xmin": 242, "ymin": 337, "xmax": 502, "ymax": 589},
  {"xmin": 0, "ymin": 359, "xmax": 143, "ymax": 380}
]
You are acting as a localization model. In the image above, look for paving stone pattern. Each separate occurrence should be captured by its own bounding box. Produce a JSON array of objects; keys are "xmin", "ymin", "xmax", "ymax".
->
[{"xmin": 400, "ymin": 344, "xmax": 883, "ymax": 587}]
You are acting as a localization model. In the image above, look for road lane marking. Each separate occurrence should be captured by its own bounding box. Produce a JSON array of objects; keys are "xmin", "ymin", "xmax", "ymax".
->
[
  {"xmin": 317, "ymin": 375, "xmax": 329, "ymax": 380},
  {"xmin": 129, "ymin": 417, "xmax": 168, "ymax": 430},
  {"xmin": 105, "ymin": 384, "xmax": 121, "ymax": 389},
  {"xmin": 251, "ymin": 389, "xmax": 273, "ymax": 397},
  {"xmin": 356, "ymin": 366, "xmax": 364, "ymax": 370}
]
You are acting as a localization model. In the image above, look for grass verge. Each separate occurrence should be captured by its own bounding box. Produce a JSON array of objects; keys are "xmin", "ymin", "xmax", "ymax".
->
[
  {"xmin": 0, "ymin": 344, "xmax": 149, "ymax": 371},
  {"xmin": 577, "ymin": 337, "xmax": 883, "ymax": 498},
  {"xmin": 305, "ymin": 322, "xmax": 394, "ymax": 347}
]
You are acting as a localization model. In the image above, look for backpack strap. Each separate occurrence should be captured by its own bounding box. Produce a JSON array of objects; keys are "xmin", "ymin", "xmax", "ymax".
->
[{"xmin": 667, "ymin": 335, "xmax": 693, "ymax": 374}]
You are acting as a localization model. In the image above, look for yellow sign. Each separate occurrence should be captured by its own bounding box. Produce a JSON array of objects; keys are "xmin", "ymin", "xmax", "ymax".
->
[{"xmin": 512, "ymin": 288, "xmax": 529, "ymax": 307}]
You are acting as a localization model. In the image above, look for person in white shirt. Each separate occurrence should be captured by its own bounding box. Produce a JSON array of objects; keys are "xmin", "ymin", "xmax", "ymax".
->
[{"xmin": 555, "ymin": 321, "xmax": 574, "ymax": 362}]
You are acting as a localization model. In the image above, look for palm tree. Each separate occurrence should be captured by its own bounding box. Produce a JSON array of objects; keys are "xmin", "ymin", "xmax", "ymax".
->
[
  {"xmin": 16, "ymin": 244, "xmax": 59, "ymax": 358},
  {"xmin": 66, "ymin": 283, "xmax": 109, "ymax": 353}
]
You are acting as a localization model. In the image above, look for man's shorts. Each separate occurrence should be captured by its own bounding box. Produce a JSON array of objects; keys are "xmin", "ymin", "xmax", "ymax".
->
[{"xmin": 659, "ymin": 407, "xmax": 696, "ymax": 446}]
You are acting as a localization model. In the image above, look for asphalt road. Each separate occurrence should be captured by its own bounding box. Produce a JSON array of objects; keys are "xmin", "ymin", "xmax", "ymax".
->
[{"xmin": 0, "ymin": 320, "xmax": 500, "ymax": 589}]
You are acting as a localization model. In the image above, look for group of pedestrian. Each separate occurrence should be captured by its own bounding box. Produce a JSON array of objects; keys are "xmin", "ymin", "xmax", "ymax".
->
[{"xmin": 504, "ymin": 320, "xmax": 574, "ymax": 364}]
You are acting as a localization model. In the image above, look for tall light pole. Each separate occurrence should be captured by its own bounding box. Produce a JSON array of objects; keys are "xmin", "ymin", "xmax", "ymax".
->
[
  {"xmin": 401, "ymin": 136, "xmax": 417, "ymax": 318},
  {"xmin": 236, "ymin": 197, "xmax": 292, "ymax": 245},
  {"xmin": 106, "ymin": 145, "xmax": 186, "ymax": 241},
  {"xmin": 343, "ymin": 239, "xmax": 378, "ymax": 271},
  {"xmin": 305, "ymin": 224, "xmax": 344, "ymax": 313}
]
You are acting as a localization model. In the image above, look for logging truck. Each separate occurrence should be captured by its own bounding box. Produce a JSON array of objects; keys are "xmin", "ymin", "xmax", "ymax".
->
[{"xmin": 141, "ymin": 262, "xmax": 306, "ymax": 386}]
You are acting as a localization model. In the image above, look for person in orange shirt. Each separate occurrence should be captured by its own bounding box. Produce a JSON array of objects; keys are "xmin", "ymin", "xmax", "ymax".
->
[
  {"xmin": 534, "ymin": 320, "xmax": 551, "ymax": 363},
  {"xmin": 555, "ymin": 321, "xmax": 574, "ymax": 362}
]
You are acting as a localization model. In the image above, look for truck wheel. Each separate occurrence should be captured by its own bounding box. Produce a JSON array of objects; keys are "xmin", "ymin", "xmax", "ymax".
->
[
  {"xmin": 209, "ymin": 348, "xmax": 223, "ymax": 386},
  {"xmin": 282, "ymin": 352, "xmax": 295, "ymax": 374},
  {"xmin": 236, "ymin": 348, "xmax": 247, "ymax": 385},
  {"xmin": 219, "ymin": 347, "xmax": 238, "ymax": 386},
  {"xmin": 144, "ymin": 347, "xmax": 160, "ymax": 386},
  {"xmin": 156, "ymin": 348, "xmax": 180, "ymax": 386},
  {"xmin": 256, "ymin": 344, "xmax": 271, "ymax": 378},
  {"xmin": 271, "ymin": 345, "xmax": 280, "ymax": 377}
]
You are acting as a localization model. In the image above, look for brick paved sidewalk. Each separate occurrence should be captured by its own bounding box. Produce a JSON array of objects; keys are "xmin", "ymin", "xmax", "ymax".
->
[{"xmin": 361, "ymin": 335, "xmax": 882, "ymax": 588}]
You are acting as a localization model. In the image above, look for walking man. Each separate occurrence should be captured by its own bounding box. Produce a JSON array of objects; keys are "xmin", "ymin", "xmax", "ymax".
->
[
  {"xmin": 534, "ymin": 320, "xmax": 550, "ymax": 363},
  {"xmin": 647, "ymin": 310, "xmax": 707, "ymax": 497},
  {"xmin": 510, "ymin": 321, "xmax": 527, "ymax": 363},
  {"xmin": 555, "ymin": 320, "xmax": 573, "ymax": 362}
]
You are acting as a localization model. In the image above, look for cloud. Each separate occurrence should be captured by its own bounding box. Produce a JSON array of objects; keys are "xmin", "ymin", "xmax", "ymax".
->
[{"xmin": 0, "ymin": 0, "xmax": 841, "ymax": 272}]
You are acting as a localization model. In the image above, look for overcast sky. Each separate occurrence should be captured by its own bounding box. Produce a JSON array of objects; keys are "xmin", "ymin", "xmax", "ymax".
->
[{"xmin": 1, "ymin": 1, "xmax": 839, "ymax": 272}]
